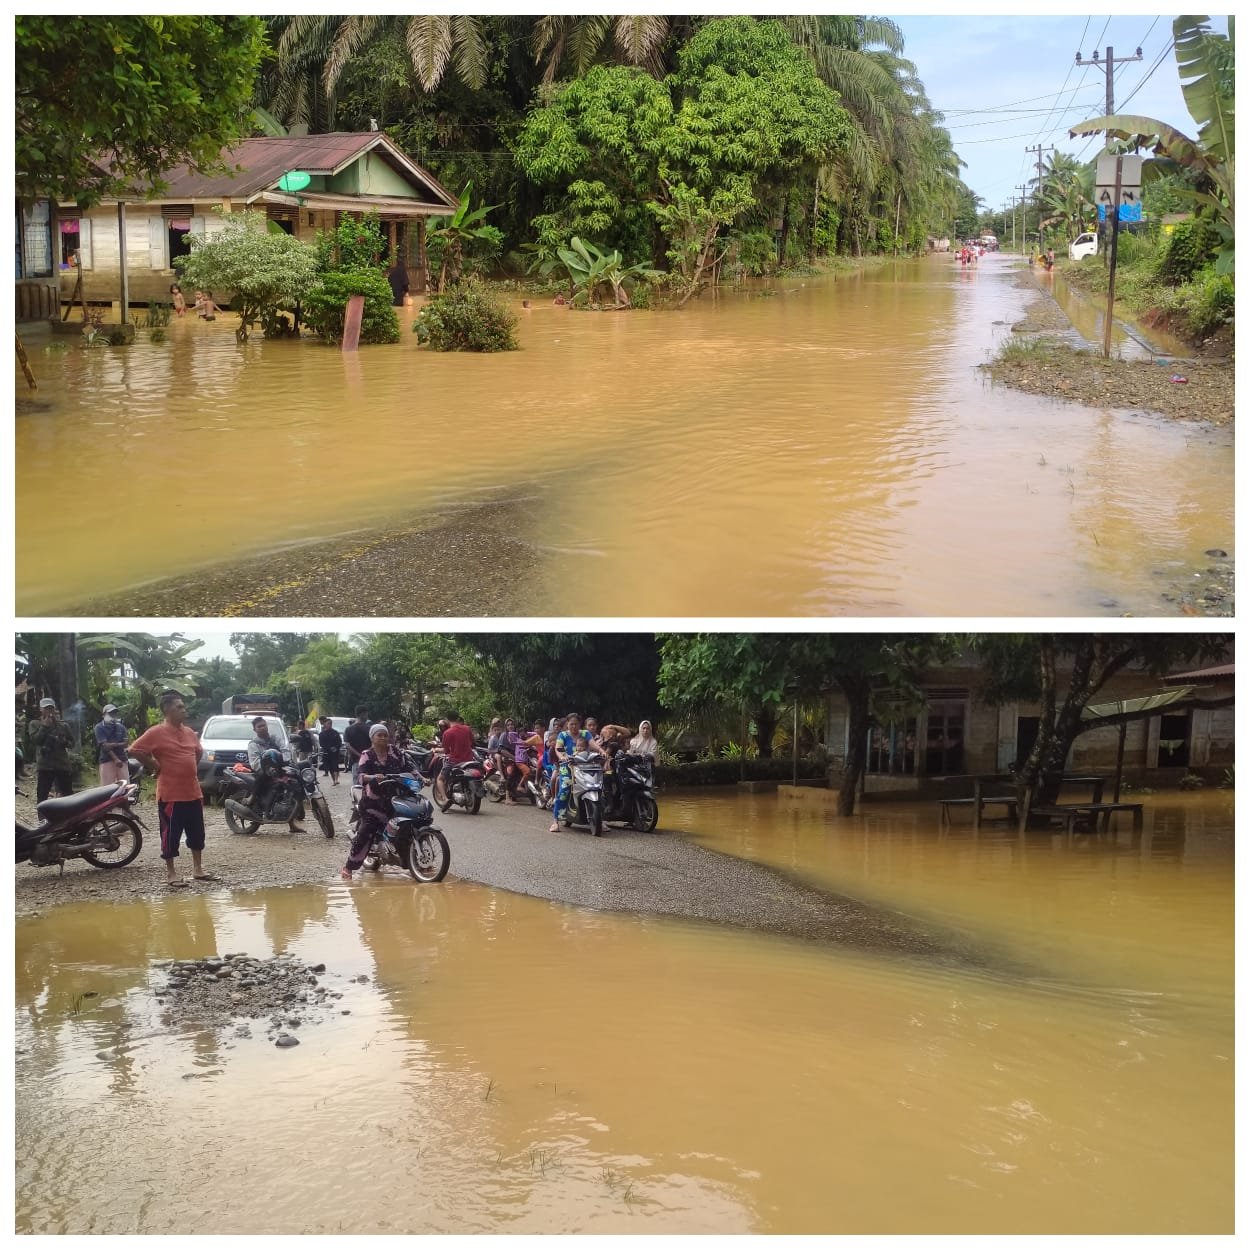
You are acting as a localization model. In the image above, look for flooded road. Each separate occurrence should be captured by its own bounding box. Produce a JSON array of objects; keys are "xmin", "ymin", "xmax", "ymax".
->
[
  {"xmin": 16, "ymin": 790, "xmax": 1232, "ymax": 1233},
  {"xmin": 16, "ymin": 257, "xmax": 1232, "ymax": 616}
]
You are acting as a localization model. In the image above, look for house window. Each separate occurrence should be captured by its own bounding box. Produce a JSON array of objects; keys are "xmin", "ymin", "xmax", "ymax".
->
[
  {"xmin": 59, "ymin": 217, "xmax": 93, "ymax": 269},
  {"xmin": 1157, "ymin": 712, "xmax": 1191, "ymax": 768},
  {"xmin": 16, "ymin": 199, "xmax": 52, "ymax": 278},
  {"xmin": 1015, "ymin": 716, "xmax": 1040, "ymax": 769},
  {"xmin": 867, "ymin": 717, "xmax": 917, "ymax": 776},
  {"xmin": 924, "ymin": 693, "xmax": 967, "ymax": 775}
]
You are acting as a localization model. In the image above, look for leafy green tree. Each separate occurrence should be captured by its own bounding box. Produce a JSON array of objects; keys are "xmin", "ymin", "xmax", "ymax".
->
[
  {"xmin": 16, "ymin": 16, "xmax": 266, "ymax": 204},
  {"xmin": 658, "ymin": 633, "xmax": 952, "ymax": 813},
  {"xmin": 231, "ymin": 633, "xmax": 328, "ymax": 694},
  {"xmin": 414, "ymin": 278, "xmax": 518, "ymax": 351},
  {"xmin": 516, "ymin": 18, "xmax": 851, "ymax": 302},
  {"xmin": 972, "ymin": 634, "xmax": 1230, "ymax": 806},
  {"xmin": 463, "ymin": 634, "xmax": 661, "ymax": 727},
  {"xmin": 177, "ymin": 212, "xmax": 320, "ymax": 341}
]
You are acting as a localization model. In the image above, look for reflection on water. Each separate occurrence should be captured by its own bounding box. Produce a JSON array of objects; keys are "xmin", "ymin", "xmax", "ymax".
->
[
  {"xmin": 15, "ymin": 791, "xmax": 1232, "ymax": 1233},
  {"xmin": 16, "ymin": 258, "xmax": 1231, "ymax": 615}
]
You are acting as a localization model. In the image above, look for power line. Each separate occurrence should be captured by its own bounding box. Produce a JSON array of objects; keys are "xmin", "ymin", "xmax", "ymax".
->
[{"xmin": 1031, "ymin": 15, "xmax": 1091, "ymax": 141}]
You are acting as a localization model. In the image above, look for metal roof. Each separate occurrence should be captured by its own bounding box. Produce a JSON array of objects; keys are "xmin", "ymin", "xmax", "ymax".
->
[
  {"xmin": 107, "ymin": 133, "xmax": 457, "ymax": 208},
  {"xmin": 1165, "ymin": 663, "xmax": 1235, "ymax": 682},
  {"xmin": 1081, "ymin": 687, "xmax": 1195, "ymax": 721}
]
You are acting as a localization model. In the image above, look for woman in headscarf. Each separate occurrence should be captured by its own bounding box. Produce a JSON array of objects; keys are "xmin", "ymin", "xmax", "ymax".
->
[
  {"xmin": 341, "ymin": 723, "xmax": 410, "ymax": 881},
  {"xmin": 629, "ymin": 721, "xmax": 659, "ymax": 759}
]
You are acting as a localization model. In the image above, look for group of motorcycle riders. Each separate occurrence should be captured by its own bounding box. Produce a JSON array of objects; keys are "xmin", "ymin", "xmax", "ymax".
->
[{"xmin": 335, "ymin": 709, "xmax": 660, "ymax": 880}]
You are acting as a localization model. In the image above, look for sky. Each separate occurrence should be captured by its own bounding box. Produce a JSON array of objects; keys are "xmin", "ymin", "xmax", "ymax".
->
[{"xmin": 886, "ymin": 13, "xmax": 1223, "ymax": 212}]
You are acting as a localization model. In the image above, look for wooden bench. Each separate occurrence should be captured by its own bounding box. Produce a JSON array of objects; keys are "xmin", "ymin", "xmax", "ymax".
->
[
  {"xmin": 938, "ymin": 778, "xmax": 1020, "ymax": 828},
  {"xmin": 1028, "ymin": 802, "xmax": 1144, "ymax": 834}
]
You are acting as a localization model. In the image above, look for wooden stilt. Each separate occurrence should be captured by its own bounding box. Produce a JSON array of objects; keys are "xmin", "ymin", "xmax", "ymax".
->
[{"xmin": 16, "ymin": 332, "xmax": 37, "ymax": 390}]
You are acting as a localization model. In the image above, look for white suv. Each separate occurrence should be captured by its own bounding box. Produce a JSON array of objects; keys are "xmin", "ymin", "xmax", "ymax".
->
[{"xmin": 198, "ymin": 714, "xmax": 289, "ymax": 792}]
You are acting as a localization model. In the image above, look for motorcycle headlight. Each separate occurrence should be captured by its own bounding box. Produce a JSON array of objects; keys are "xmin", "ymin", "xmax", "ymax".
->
[{"xmin": 301, "ymin": 768, "xmax": 316, "ymax": 784}]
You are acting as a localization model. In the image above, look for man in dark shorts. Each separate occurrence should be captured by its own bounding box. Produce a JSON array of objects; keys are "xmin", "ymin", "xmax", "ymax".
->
[
  {"xmin": 344, "ymin": 707, "xmax": 371, "ymax": 782},
  {"xmin": 129, "ymin": 691, "xmax": 215, "ymax": 889}
]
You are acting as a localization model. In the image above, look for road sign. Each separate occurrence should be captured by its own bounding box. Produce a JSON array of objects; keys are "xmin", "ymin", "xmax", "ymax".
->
[{"xmin": 1095, "ymin": 152, "xmax": 1143, "ymax": 202}]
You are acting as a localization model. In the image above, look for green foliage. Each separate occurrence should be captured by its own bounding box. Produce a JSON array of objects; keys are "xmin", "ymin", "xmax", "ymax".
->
[
  {"xmin": 428, "ymin": 182, "xmax": 504, "ymax": 290},
  {"xmin": 516, "ymin": 18, "xmax": 852, "ymax": 303},
  {"xmin": 460, "ymin": 634, "xmax": 661, "ymax": 727},
  {"xmin": 315, "ymin": 210, "xmax": 390, "ymax": 272},
  {"xmin": 15, "ymin": 16, "xmax": 266, "ymax": 204},
  {"xmin": 556, "ymin": 236, "xmax": 661, "ymax": 308},
  {"xmin": 177, "ymin": 212, "xmax": 319, "ymax": 342},
  {"xmin": 1154, "ymin": 218, "xmax": 1221, "ymax": 284},
  {"xmin": 303, "ymin": 269, "xmax": 400, "ymax": 345},
  {"xmin": 413, "ymin": 278, "xmax": 518, "ymax": 352}
]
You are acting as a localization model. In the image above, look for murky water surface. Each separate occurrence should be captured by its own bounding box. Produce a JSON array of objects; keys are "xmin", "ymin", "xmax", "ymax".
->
[
  {"xmin": 15, "ymin": 791, "xmax": 1232, "ymax": 1233},
  {"xmin": 16, "ymin": 257, "xmax": 1231, "ymax": 614}
]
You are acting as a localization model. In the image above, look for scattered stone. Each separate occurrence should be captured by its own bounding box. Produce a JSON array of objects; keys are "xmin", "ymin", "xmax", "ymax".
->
[
  {"xmin": 309, "ymin": 963, "xmax": 326, "ymax": 974},
  {"xmin": 1205, "ymin": 548, "xmax": 1228, "ymax": 558},
  {"xmin": 341, "ymin": 1009, "xmax": 351, "ymax": 1015},
  {"xmin": 274, "ymin": 1034, "xmax": 300, "ymax": 1048}
]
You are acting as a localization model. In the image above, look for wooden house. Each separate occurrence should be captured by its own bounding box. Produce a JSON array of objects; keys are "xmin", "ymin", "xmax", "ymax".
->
[
  {"xmin": 824, "ymin": 650, "xmax": 1235, "ymax": 795},
  {"xmin": 19, "ymin": 131, "xmax": 458, "ymax": 316}
]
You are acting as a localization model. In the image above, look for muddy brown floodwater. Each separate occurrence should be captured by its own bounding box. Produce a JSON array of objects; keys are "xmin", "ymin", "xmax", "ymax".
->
[
  {"xmin": 16, "ymin": 256, "xmax": 1232, "ymax": 616},
  {"xmin": 15, "ymin": 790, "xmax": 1232, "ymax": 1234}
]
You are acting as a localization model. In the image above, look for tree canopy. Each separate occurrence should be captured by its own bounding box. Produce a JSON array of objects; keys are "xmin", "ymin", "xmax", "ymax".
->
[{"xmin": 15, "ymin": 16, "xmax": 267, "ymax": 204}]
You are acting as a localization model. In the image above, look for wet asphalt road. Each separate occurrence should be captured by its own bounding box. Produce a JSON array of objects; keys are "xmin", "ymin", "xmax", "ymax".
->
[{"xmin": 17, "ymin": 780, "xmax": 1016, "ymax": 974}]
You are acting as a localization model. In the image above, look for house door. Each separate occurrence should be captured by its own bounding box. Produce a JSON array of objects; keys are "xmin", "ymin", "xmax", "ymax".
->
[
  {"xmin": 924, "ymin": 695, "xmax": 967, "ymax": 775},
  {"xmin": 1015, "ymin": 716, "xmax": 1040, "ymax": 768}
]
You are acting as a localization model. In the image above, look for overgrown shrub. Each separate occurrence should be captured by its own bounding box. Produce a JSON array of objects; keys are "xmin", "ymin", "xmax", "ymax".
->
[
  {"xmin": 730, "ymin": 229, "xmax": 777, "ymax": 277},
  {"xmin": 302, "ymin": 268, "xmax": 400, "ymax": 345},
  {"xmin": 413, "ymin": 278, "xmax": 518, "ymax": 352},
  {"xmin": 1154, "ymin": 219, "xmax": 1220, "ymax": 285},
  {"xmin": 656, "ymin": 757, "xmax": 826, "ymax": 788}
]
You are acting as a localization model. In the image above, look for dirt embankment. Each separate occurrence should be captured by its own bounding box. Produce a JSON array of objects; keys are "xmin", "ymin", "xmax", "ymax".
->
[
  {"xmin": 980, "ymin": 271, "xmax": 1233, "ymax": 617},
  {"xmin": 982, "ymin": 272, "xmax": 1234, "ymax": 426}
]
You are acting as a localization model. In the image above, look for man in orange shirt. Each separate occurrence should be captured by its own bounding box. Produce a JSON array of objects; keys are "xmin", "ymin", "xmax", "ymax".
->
[{"xmin": 129, "ymin": 691, "xmax": 216, "ymax": 889}]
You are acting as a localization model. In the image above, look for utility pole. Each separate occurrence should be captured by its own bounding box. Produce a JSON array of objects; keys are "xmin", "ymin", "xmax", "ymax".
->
[
  {"xmin": 1016, "ymin": 184, "xmax": 1030, "ymax": 254},
  {"xmin": 1024, "ymin": 144, "xmax": 1055, "ymax": 250},
  {"xmin": 1007, "ymin": 195, "xmax": 1017, "ymax": 252},
  {"xmin": 1075, "ymin": 43, "xmax": 1143, "ymax": 262}
]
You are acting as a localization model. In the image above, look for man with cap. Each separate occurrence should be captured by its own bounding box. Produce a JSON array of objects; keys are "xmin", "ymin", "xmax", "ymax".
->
[
  {"xmin": 95, "ymin": 703, "xmax": 129, "ymax": 786},
  {"xmin": 28, "ymin": 697, "xmax": 76, "ymax": 802}
]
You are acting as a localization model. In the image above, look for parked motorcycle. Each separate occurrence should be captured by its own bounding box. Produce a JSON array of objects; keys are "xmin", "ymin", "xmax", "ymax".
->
[
  {"xmin": 604, "ymin": 752, "xmax": 659, "ymax": 831},
  {"xmin": 16, "ymin": 781, "xmax": 145, "ymax": 872},
  {"xmin": 220, "ymin": 754, "xmax": 335, "ymax": 838},
  {"xmin": 356, "ymin": 775, "xmax": 450, "ymax": 882},
  {"xmin": 562, "ymin": 750, "xmax": 605, "ymax": 836}
]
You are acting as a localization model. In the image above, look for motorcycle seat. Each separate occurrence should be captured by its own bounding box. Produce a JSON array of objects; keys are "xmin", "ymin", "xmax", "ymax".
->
[{"xmin": 36, "ymin": 784, "xmax": 122, "ymax": 823}]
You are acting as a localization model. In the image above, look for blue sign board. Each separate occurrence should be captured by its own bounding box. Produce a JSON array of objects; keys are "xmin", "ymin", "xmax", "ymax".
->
[{"xmin": 1098, "ymin": 203, "xmax": 1144, "ymax": 223}]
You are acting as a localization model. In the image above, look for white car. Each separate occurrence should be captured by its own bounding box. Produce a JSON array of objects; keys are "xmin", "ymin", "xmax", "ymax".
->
[
  {"xmin": 198, "ymin": 714, "xmax": 290, "ymax": 792},
  {"xmin": 1069, "ymin": 233, "xmax": 1099, "ymax": 261}
]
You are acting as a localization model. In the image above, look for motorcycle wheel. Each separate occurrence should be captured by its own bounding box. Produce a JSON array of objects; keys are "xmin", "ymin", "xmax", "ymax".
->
[
  {"xmin": 588, "ymin": 802, "xmax": 603, "ymax": 837},
  {"xmin": 469, "ymin": 790, "xmax": 482, "ymax": 815},
  {"xmin": 311, "ymin": 795, "xmax": 335, "ymax": 839},
  {"xmin": 407, "ymin": 829, "xmax": 450, "ymax": 883},
  {"xmin": 80, "ymin": 814, "xmax": 143, "ymax": 868},
  {"xmin": 632, "ymin": 795, "xmax": 659, "ymax": 833},
  {"xmin": 362, "ymin": 853, "xmax": 382, "ymax": 872},
  {"xmin": 225, "ymin": 806, "xmax": 262, "ymax": 836}
]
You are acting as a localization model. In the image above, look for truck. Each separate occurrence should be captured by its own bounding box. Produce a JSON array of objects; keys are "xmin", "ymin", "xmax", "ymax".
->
[
  {"xmin": 221, "ymin": 693, "xmax": 281, "ymax": 715},
  {"xmin": 1069, "ymin": 232, "xmax": 1099, "ymax": 261}
]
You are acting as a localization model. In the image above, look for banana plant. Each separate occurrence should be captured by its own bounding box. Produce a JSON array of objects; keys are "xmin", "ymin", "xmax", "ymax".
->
[
  {"xmin": 556, "ymin": 236, "xmax": 661, "ymax": 308},
  {"xmin": 1070, "ymin": 16, "xmax": 1234, "ymax": 272},
  {"xmin": 428, "ymin": 181, "xmax": 502, "ymax": 292}
]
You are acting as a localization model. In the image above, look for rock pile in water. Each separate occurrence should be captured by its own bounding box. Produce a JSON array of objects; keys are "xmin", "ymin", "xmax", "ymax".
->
[{"xmin": 153, "ymin": 953, "xmax": 357, "ymax": 1047}]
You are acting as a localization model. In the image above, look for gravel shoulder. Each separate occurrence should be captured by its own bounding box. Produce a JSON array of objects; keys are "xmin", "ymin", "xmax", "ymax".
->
[{"xmin": 16, "ymin": 781, "xmax": 1016, "ymax": 972}]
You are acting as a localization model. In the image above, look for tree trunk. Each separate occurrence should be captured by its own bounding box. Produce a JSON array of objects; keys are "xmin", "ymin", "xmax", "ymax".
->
[
  {"xmin": 837, "ymin": 675, "xmax": 872, "ymax": 816},
  {"xmin": 777, "ymin": 197, "xmax": 791, "ymax": 266},
  {"xmin": 754, "ymin": 705, "xmax": 777, "ymax": 759}
]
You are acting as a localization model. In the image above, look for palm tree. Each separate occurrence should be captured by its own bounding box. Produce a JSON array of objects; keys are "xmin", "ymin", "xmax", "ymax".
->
[
  {"xmin": 530, "ymin": 15, "xmax": 676, "ymax": 82},
  {"xmin": 271, "ymin": 15, "xmax": 489, "ymax": 108},
  {"xmin": 77, "ymin": 633, "xmax": 206, "ymax": 727}
]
